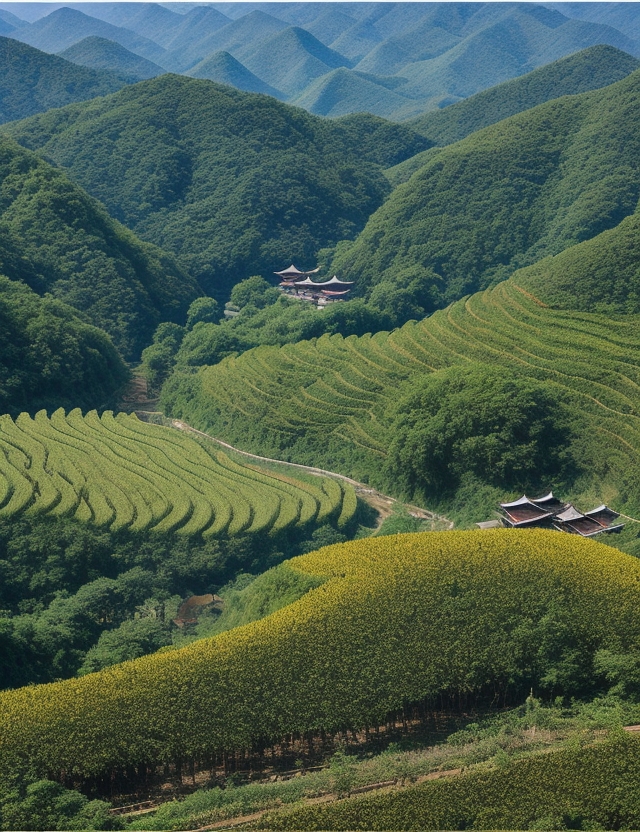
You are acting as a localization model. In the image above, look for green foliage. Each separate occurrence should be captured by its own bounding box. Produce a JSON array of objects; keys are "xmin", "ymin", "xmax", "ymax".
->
[
  {"xmin": 0, "ymin": 779, "xmax": 119, "ymax": 831},
  {"xmin": 409, "ymin": 45, "xmax": 640, "ymax": 147},
  {"xmin": 258, "ymin": 735, "xmax": 640, "ymax": 830},
  {"xmin": 331, "ymin": 69, "xmax": 640, "ymax": 307},
  {"xmin": 0, "ymin": 276, "xmax": 128, "ymax": 416},
  {"xmin": 0, "ymin": 409, "xmax": 355, "ymax": 539},
  {"xmin": 514, "ymin": 209, "xmax": 640, "ymax": 314},
  {"xmin": 0, "ymin": 35, "xmax": 125, "ymax": 125},
  {"xmin": 385, "ymin": 365, "xmax": 573, "ymax": 501},
  {"xmin": 0, "ymin": 134, "xmax": 199, "ymax": 359},
  {"xmin": 230, "ymin": 275, "xmax": 280, "ymax": 310},
  {"xmin": 3, "ymin": 75, "xmax": 417, "ymax": 301},
  {"xmin": 1, "ymin": 530, "xmax": 640, "ymax": 781},
  {"xmin": 160, "ymin": 277, "xmax": 640, "ymax": 525},
  {"xmin": 77, "ymin": 617, "xmax": 172, "ymax": 676},
  {"xmin": 185, "ymin": 296, "xmax": 220, "ymax": 330},
  {"xmin": 58, "ymin": 36, "xmax": 164, "ymax": 84}
]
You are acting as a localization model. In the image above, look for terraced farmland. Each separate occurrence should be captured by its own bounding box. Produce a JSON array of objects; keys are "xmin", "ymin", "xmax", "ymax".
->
[
  {"xmin": 0, "ymin": 409, "xmax": 356, "ymax": 536},
  {"xmin": 162, "ymin": 279, "xmax": 640, "ymax": 510}
]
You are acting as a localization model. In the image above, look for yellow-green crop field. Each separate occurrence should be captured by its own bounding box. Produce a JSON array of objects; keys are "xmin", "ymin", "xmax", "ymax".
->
[
  {"xmin": 1, "ymin": 529, "xmax": 639, "ymax": 781},
  {"xmin": 0, "ymin": 409, "xmax": 356, "ymax": 536}
]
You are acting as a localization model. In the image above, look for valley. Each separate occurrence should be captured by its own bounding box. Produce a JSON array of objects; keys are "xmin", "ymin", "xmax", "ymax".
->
[{"xmin": 1, "ymin": 3, "xmax": 640, "ymax": 830}]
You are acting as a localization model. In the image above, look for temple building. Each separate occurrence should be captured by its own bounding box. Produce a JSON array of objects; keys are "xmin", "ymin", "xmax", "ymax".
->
[
  {"xmin": 496, "ymin": 492, "xmax": 623, "ymax": 537},
  {"xmin": 274, "ymin": 264, "xmax": 354, "ymax": 304}
]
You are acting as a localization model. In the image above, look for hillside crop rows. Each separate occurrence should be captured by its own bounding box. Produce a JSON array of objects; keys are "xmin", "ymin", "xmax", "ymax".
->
[
  {"xmin": 163, "ymin": 280, "xmax": 640, "ymax": 508},
  {"xmin": 0, "ymin": 409, "xmax": 356, "ymax": 536},
  {"xmin": 1, "ymin": 530, "xmax": 639, "ymax": 781}
]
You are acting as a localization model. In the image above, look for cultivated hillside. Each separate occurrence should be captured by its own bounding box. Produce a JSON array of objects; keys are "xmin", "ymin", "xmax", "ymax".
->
[
  {"xmin": 161, "ymin": 275, "xmax": 640, "ymax": 523},
  {"xmin": 1, "ymin": 530, "xmax": 638, "ymax": 781},
  {"xmin": 0, "ymin": 35, "xmax": 125, "ymax": 123},
  {"xmin": 0, "ymin": 134, "xmax": 199, "ymax": 358},
  {"xmin": 3, "ymin": 74, "xmax": 428, "ymax": 300}
]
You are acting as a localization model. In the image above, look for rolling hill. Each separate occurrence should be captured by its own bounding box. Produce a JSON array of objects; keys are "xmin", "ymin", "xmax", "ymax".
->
[
  {"xmin": 0, "ymin": 35, "xmax": 125, "ymax": 123},
  {"xmin": 331, "ymin": 68, "xmax": 640, "ymax": 308},
  {"xmin": 1, "ymin": 530, "xmax": 638, "ymax": 782},
  {"xmin": 58, "ymin": 36, "xmax": 165, "ymax": 82},
  {"xmin": 0, "ymin": 133, "xmax": 199, "ymax": 359},
  {"xmin": 3, "ymin": 74, "xmax": 428, "ymax": 301}
]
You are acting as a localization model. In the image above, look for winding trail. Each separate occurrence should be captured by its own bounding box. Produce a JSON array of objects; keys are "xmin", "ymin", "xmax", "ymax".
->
[{"xmin": 140, "ymin": 414, "xmax": 453, "ymax": 531}]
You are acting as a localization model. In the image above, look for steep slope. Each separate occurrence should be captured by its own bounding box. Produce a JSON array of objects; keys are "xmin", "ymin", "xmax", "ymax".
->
[
  {"xmin": 58, "ymin": 36, "xmax": 165, "ymax": 82},
  {"xmin": 0, "ymin": 278, "xmax": 128, "ymax": 416},
  {"xmin": 2, "ymin": 530, "xmax": 639, "ymax": 781},
  {"xmin": 0, "ymin": 134, "xmax": 199, "ymax": 359},
  {"xmin": 4, "ymin": 75, "xmax": 426, "ymax": 300},
  {"xmin": 186, "ymin": 51, "xmax": 283, "ymax": 99},
  {"xmin": 331, "ymin": 69, "xmax": 640, "ymax": 306},
  {"xmin": 12, "ymin": 6, "xmax": 166, "ymax": 63},
  {"xmin": 66, "ymin": 2, "xmax": 185, "ymax": 46},
  {"xmin": 409, "ymin": 45, "xmax": 640, "ymax": 146},
  {"xmin": 0, "ymin": 36, "xmax": 125, "ymax": 123},
  {"xmin": 241, "ymin": 26, "xmax": 350, "ymax": 98},
  {"xmin": 151, "ymin": 6, "xmax": 232, "ymax": 54}
]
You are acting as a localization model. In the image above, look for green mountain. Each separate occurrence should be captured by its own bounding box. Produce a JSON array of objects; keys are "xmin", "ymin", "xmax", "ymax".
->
[
  {"xmin": 293, "ymin": 67, "xmax": 423, "ymax": 120},
  {"xmin": 0, "ymin": 277, "xmax": 128, "ymax": 416},
  {"xmin": 58, "ymin": 36, "xmax": 165, "ymax": 83},
  {"xmin": 0, "ymin": 36, "xmax": 126, "ymax": 124},
  {"xmin": 409, "ymin": 45, "xmax": 640, "ymax": 146},
  {"xmin": 240, "ymin": 26, "xmax": 350, "ymax": 98},
  {"xmin": 331, "ymin": 68, "xmax": 640, "ymax": 309},
  {"xmin": 150, "ymin": 5, "xmax": 232, "ymax": 55},
  {"xmin": 4, "ymin": 74, "xmax": 427, "ymax": 301},
  {"xmin": 0, "ymin": 134, "xmax": 199, "ymax": 359},
  {"xmin": 13, "ymin": 6, "xmax": 166, "ymax": 63},
  {"xmin": 161, "ymin": 9, "xmax": 288, "ymax": 73},
  {"xmin": 187, "ymin": 50, "xmax": 283, "ymax": 99}
]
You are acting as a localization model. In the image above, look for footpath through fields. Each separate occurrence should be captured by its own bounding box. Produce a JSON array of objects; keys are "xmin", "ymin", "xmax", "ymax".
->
[{"xmin": 158, "ymin": 416, "xmax": 453, "ymax": 532}]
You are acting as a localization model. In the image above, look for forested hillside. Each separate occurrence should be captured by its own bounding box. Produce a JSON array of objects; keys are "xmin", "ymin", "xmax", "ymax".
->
[
  {"xmin": 331, "ymin": 68, "xmax": 640, "ymax": 308},
  {"xmin": 0, "ymin": 278, "xmax": 128, "ymax": 417},
  {"xmin": 409, "ymin": 44, "xmax": 640, "ymax": 146},
  {"xmin": 0, "ymin": 36, "xmax": 125, "ymax": 123},
  {"xmin": 0, "ymin": 134, "xmax": 199, "ymax": 359},
  {"xmin": 3, "ymin": 74, "xmax": 428, "ymax": 300},
  {"xmin": 58, "ymin": 36, "xmax": 165, "ymax": 83}
]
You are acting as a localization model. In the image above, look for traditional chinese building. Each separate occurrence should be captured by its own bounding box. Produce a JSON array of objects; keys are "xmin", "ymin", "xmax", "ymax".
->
[{"xmin": 496, "ymin": 492, "xmax": 623, "ymax": 537}]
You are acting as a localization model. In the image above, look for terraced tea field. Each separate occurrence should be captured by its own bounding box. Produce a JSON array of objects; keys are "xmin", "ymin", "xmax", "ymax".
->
[
  {"xmin": 165, "ymin": 280, "xmax": 640, "ymax": 508},
  {"xmin": 0, "ymin": 409, "xmax": 356, "ymax": 535}
]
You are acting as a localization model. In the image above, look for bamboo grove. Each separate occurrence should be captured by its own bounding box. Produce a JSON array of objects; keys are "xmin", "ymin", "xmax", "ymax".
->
[
  {"xmin": 1, "ymin": 530, "xmax": 639, "ymax": 785},
  {"xmin": 0, "ymin": 409, "xmax": 356, "ymax": 537}
]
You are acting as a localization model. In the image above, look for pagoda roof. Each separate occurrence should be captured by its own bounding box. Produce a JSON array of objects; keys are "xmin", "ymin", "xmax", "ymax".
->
[
  {"xmin": 274, "ymin": 264, "xmax": 320, "ymax": 278},
  {"xmin": 321, "ymin": 289, "xmax": 351, "ymax": 296},
  {"xmin": 555, "ymin": 504, "xmax": 585, "ymax": 523}
]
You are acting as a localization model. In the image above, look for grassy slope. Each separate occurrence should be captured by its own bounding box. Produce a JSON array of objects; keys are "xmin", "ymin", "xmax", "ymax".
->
[
  {"xmin": 0, "ymin": 134, "xmax": 199, "ymax": 359},
  {"xmin": 2, "ymin": 74, "xmax": 427, "ymax": 301},
  {"xmin": 0, "ymin": 35, "xmax": 125, "ymax": 124},
  {"xmin": 332, "ymin": 68, "xmax": 640, "ymax": 306},
  {"xmin": 1, "ymin": 530, "xmax": 639, "ymax": 780}
]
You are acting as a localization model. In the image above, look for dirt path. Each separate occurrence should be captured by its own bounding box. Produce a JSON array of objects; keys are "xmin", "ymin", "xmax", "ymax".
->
[
  {"xmin": 167, "ymin": 419, "xmax": 453, "ymax": 532},
  {"xmin": 189, "ymin": 768, "xmax": 463, "ymax": 831}
]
